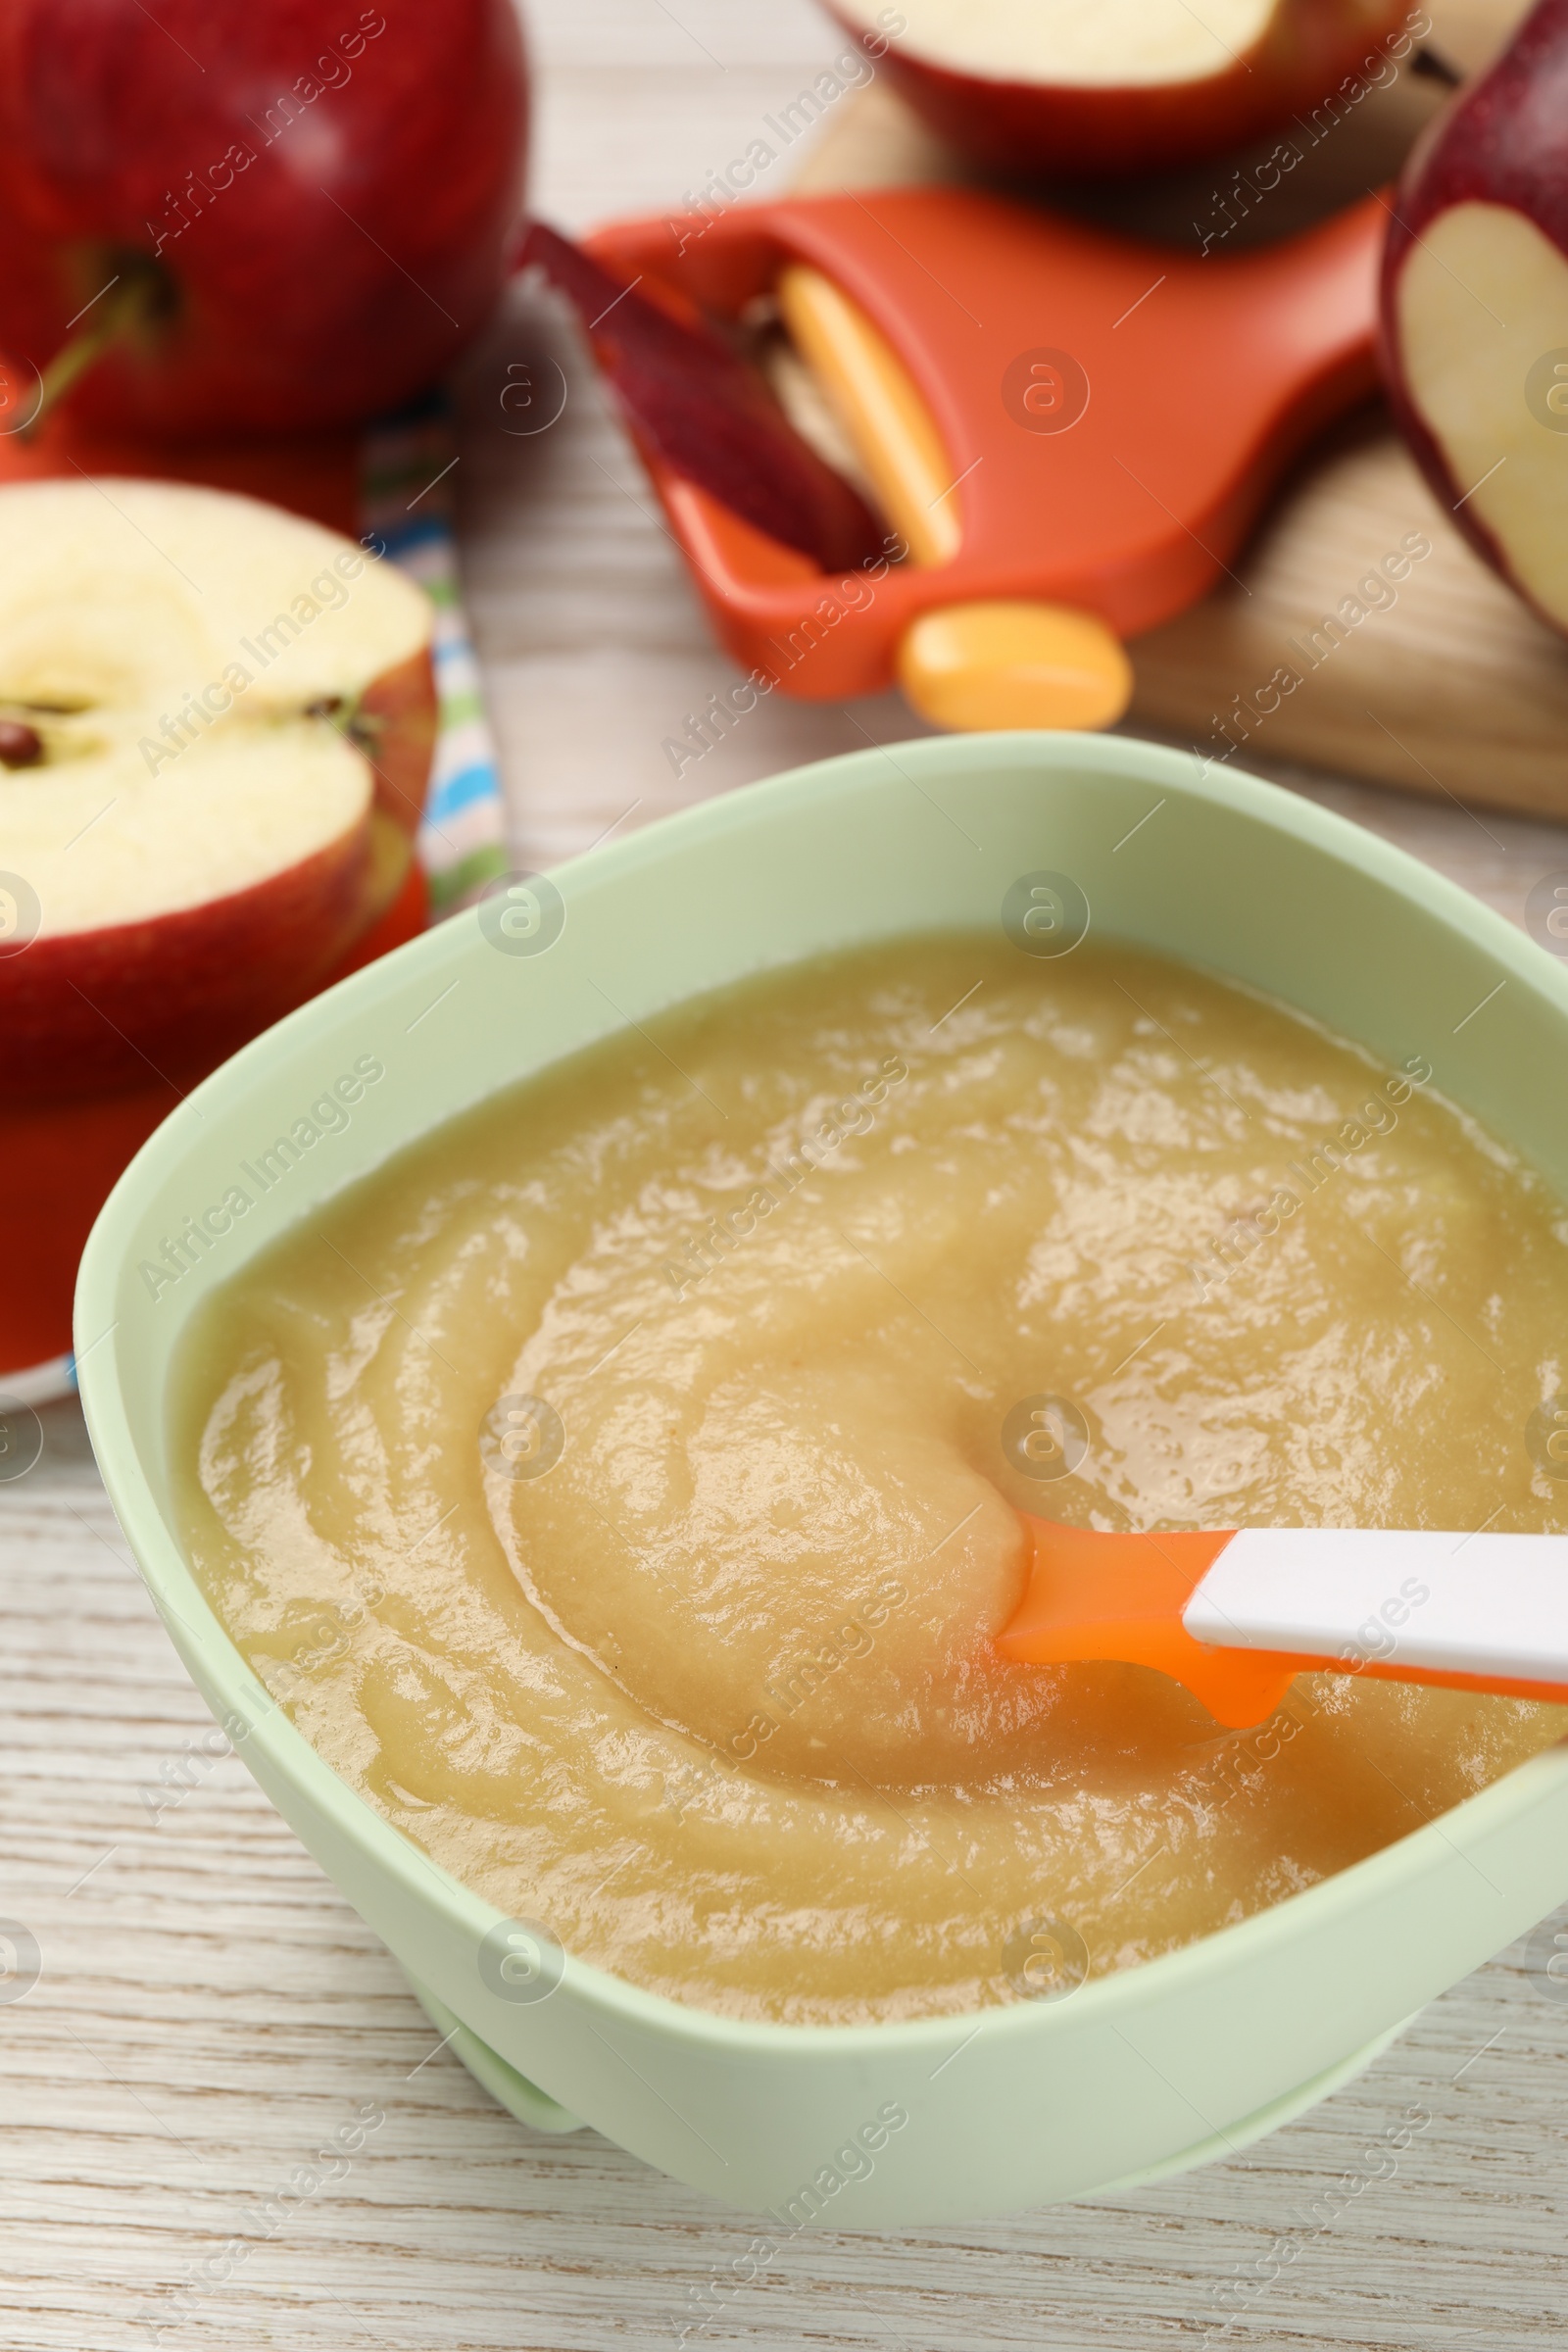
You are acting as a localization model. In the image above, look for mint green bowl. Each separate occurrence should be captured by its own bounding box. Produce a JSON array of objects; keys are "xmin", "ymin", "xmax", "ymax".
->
[{"xmin": 75, "ymin": 733, "xmax": 1568, "ymax": 2224}]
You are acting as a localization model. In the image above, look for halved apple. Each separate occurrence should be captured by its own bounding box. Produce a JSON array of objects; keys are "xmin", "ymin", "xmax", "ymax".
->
[
  {"xmin": 0, "ymin": 477, "xmax": 436, "ymax": 1096},
  {"xmin": 833, "ymin": 0, "xmax": 1415, "ymax": 177},
  {"xmin": 1381, "ymin": 0, "xmax": 1568, "ymax": 639}
]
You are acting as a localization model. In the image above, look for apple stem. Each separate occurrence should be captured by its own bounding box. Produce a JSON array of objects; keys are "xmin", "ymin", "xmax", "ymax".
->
[{"xmin": 23, "ymin": 266, "xmax": 166, "ymax": 437}]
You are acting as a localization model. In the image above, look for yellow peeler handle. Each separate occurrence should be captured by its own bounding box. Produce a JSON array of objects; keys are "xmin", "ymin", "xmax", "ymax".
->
[
  {"xmin": 776, "ymin": 264, "xmax": 1133, "ymax": 734},
  {"xmin": 897, "ymin": 601, "xmax": 1133, "ymax": 733}
]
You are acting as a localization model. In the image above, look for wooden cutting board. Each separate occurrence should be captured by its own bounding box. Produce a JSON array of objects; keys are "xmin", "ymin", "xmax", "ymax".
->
[{"xmin": 789, "ymin": 0, "xmax": 1568, "ymax": 821}]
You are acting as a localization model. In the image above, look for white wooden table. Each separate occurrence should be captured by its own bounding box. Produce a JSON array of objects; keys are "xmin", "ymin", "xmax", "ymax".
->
[{"xmin": 5, "ymin": 6, "xmax": 1568, "ymax": 2345}]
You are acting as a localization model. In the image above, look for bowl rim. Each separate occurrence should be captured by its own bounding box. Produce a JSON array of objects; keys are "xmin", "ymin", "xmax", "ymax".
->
[{"xmin": 74, "ymin": 727, "xmax": 1568, "ymax": 2055}]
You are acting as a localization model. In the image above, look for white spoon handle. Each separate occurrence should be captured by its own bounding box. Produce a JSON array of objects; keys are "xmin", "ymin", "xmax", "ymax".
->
[{"xmin": 1183, "ymin": 1529, "xmax": 1568, "ymax": 1687}]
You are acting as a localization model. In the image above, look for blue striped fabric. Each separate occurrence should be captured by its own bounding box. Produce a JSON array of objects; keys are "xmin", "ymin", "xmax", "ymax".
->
[{"xmin": 361, "ymin": 398, "xmax": 509, "ymax": 912}]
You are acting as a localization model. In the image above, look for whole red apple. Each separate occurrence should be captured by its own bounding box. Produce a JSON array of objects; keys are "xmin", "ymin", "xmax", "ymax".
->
[
  {"xmin": 1381, "ymin": 0, "xmax": 1568, "ymax": 638},
  {"xmin": 0, "ymin": 0, "xmax": 528, "ymax": 439},
  {"xmin": 831, "ymin": 0, "xmax": 1416, "ymax": 178}
]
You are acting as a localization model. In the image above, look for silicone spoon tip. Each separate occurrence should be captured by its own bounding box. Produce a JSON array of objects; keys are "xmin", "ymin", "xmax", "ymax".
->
[{"xmin": 997, "ymin": 1509, "xmax": 1568, "ymax": 1730}]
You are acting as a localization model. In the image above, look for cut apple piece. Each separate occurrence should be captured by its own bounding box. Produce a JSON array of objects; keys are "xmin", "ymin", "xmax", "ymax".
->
[
  {"xmin": 1381, "ymin": 0, "xmax": 1568, "ymax": 638},
  {"xmin": 833, "ymin": 0, "xmax": 1415, "ymax": 176},
  {"xmin": 858, "ymin": 0, "xmax": 1285, "ymax": 86},
  {"xmin": 523, "ymin": 220, "xmax": 886, "ymax": 571},
  {"xmin": 1392, "ymin": 204, "xmax": 1568, "ymax": 629},
  {"xmin": 0, "ymin": 477, "xmax": 436, "ymax": 1096}
]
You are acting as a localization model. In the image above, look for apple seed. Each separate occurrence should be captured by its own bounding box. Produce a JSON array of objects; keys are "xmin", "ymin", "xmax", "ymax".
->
[{"xmin": 0, "ymin": 719, "xmax": 43, "ymax": 768}]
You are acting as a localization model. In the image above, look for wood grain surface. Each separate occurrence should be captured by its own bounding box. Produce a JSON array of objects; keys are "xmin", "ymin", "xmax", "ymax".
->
[{"xmin": 5, "ymin": 5, "xmax": 1568, "ymax": 2348}]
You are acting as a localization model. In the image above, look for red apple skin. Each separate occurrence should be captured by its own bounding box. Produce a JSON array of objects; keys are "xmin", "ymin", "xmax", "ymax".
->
[
  {"xmin": 0, "ymin": 829, "xmax": 426, "ymax": 1386},
  {"xmin": 354, "ymin": 646, "xmax": 439, "ymax": 838},
  {"xmin": 1380, "ymin": 0, "xmax": 1568, "ymax": 632},
  {"xmin": 832, "ymin": 0, "xmax": 1413, "ymax": 178},
  {"xmin": 0, "ymin": 0, "xmax": 527, "ymax": 438},
  {"xmin": 0, "ymin": 813, "xmax": 406, "ymax": 1098}
]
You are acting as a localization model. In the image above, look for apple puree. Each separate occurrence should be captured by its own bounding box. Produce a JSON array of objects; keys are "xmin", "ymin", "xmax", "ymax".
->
[{"xmin": 172, "ymin": 937, "xmax": 1568, "ymax": 2025}]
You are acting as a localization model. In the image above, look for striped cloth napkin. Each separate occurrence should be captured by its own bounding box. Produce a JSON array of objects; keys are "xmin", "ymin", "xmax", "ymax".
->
[{"xmin": 361, "ymin": 400, "xmax": 508, "ymax": 912}]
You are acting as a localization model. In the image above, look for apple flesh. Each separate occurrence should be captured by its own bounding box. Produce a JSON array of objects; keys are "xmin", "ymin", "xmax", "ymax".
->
[
  {"xmin": 1381, "ymin": 0, "xmax": 1568, "ymax": 637},
  {"xmin": 0, "ymin": 0, "xmax": 527, "ymax": 438},
  {"xmin": 833, "ymin": 0, "xmax": 1415, "ymax": 177},
  {"xmin": 0, "ymin": 477, "xmax": 435, "ymax": 1095}
]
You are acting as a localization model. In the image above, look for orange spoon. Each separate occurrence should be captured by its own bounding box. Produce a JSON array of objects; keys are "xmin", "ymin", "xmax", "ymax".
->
[{"xmin": 998, "ymin": 1514, "xmax": 1568, "ymax": 1729}]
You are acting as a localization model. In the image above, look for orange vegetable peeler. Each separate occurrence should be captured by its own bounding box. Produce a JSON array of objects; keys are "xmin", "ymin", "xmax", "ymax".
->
[
  {"xmin": 999, "ymin": 1513, "xmax": 1568, "ymax": 1729},
  {"xmin": 585, "ymin": 184, "xmax": 1383, "ymax": 732}
]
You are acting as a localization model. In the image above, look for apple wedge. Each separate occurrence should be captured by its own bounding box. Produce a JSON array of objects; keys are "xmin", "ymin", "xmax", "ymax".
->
[
  {"xmin": 521, "ymin": 220, "xmax": 885, "ymax": 571},
  {"xmin": 1381, "ymin": 0, "xmax": 1568, "ymax": 639},
  {"xmin": 0, "ymin": 477, "xmax": 435, "ymax": 1096},
  {"xmin": 834, "ymin": 0, "xmax": 1415, "ymax": 177}
]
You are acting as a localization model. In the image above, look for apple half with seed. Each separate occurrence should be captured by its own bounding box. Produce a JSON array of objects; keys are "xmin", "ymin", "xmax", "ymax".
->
[
  {"xmin": 833, "ymin": 0, "xmax": 1415, "ymax": 177},
  {"xmin": 1381, "ymin": 0, "xmax": 1568, "ymax": 639},
  {"xmin": 0, "ymin": 477, "xmax": 435, "ymax": 1096}
]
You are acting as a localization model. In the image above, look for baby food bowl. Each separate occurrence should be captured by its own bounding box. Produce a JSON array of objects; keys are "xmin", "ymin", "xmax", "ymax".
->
[{"xmin": 76, "ymin": 732, "xmax": 1568, "ymax": 2225}]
